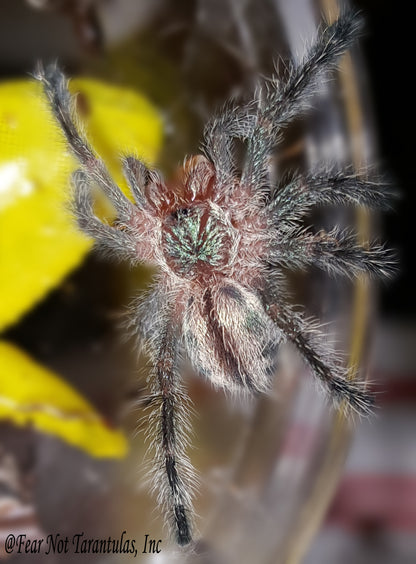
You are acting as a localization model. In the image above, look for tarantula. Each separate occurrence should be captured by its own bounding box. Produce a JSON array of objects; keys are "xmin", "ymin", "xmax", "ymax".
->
[{"xmin": 37, "ymin": 10, "xmax": 393, "ymax": 547}]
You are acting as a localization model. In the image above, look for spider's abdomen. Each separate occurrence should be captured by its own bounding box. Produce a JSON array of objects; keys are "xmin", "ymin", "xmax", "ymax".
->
[
  {"xmin": 162, "ymin": 203, "xmax": 232, "ymax": 277},
  {"xmin": 183, "ymin": 282, "xmax": 282, "ymax": 393}
]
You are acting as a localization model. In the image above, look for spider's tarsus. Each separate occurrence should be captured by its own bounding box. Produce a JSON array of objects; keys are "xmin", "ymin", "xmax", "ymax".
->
[
  {"xmin": 174, "ymin": 504, "xmax": 193, "ymax": 546},
  {"xmin": 329, "ymin": 376, "xmax": 374, "ymax": 416},
  {"xmin": 36, "ymin": 62, "xmax": 85, "ymax": 158}
]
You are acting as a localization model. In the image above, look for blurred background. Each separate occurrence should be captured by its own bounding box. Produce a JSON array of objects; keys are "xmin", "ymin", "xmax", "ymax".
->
[{"xmin": 0, "ymin": 0, "xmax": 414, "ymax": 563}]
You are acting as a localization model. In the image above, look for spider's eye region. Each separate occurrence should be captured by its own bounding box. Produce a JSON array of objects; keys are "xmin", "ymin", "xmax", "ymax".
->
[
  {"xmin": 162, "ymin": 204, "xmax": 230, "ymax": 277},
  {"xmin": 171, "ymin": 207, "xmax": 191, "ymax": 221}
]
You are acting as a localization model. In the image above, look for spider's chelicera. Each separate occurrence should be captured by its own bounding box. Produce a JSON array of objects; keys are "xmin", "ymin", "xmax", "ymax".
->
[{"xmin": 37, "ymin": 10, "xmax": 394, "ymax": 547}]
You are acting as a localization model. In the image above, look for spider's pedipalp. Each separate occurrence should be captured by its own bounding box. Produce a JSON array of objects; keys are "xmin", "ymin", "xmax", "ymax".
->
[
  {"xmin": 71, "ymin": 169, "xmax": 138, "ymax": 261},
  {"xmin": 241, "ymin": 10, "xmax": 363, "ymax": 190},
  {"xmin": 270, "ymin": 227, "xmax": 396, "ymax": 280},
  {"xmin": 269, "ymin": 171, "xmax": 394, "ymax": 225},
  {"xmin": 36, "ymin": 63, "xmax": 136, "ymax": 221},
  {"xmin": 122, "ymin": 156, "xmax": 149, "ymax": 209}
]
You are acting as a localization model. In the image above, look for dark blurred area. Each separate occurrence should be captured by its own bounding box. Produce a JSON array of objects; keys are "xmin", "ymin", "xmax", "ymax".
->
[
  {"xmin": 0, "ymin": 1, "xmax": 414, "ymax": 564},
  {"xmin": 356, "ymin": 0, "xmax": 414, "ymax": 320}
]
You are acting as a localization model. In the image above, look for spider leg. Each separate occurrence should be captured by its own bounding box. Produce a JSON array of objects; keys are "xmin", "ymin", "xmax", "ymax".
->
[
  {"xmin": 202, "ymin": 103, "xmax": 255, "ymax": 187},
  {"xmin": 270, "ymin": 227, "xmax": 396, "ymax": 279},
  {"xmin": 121, "ymin": 156, "xmax": 149, "ymax": 209},
  {"xmin": 269, "ymin": 171, "xmax": 393, "ymax": 225},
  {"xmin": 36, "ymin": 63, "xmax": 136, "ymax": 221},
  {"xmin": 138, "ymin": 292, "xmax": 194, "ymax": 546},
  {"xmin": 241, "ymin": 10, "xmax": 362, "ymax": 189},
  {"xmin": 153, "ymin": 326, "xmax": 193, "ymax": 545},
  {"xmin": 72, "ymin": 169, "xmax": 138, "ymax": 261},
  {"xmin": 266, "ymin": 299, "xmax": 373, "ymax": 415}
]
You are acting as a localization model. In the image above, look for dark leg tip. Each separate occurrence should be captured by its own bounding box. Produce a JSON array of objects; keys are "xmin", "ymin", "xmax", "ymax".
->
[{"xmin": 175, "ymin": 504, "xmax": 192, "ymax": 546}]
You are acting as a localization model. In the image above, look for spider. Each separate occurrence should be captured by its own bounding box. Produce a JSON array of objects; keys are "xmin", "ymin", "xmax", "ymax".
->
[{"xmin": 36, "ymin": 10, "xmax": 394, "ymax": 547}]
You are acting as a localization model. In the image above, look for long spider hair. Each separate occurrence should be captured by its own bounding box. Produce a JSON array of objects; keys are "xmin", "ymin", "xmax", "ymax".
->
[{"xmin": 36, "ymin": 9, "xmax": 394, "ymax": 546}]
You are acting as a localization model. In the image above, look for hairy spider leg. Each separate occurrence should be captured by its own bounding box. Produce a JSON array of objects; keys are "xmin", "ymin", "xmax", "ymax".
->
[
  {"xmin": 203, "ymin": 104, "xmax": 256, "ymax": 186},
  {"xmin": 241, "ymin": 11, "xmax": 363, "ymax": 190},
  {"xmin": 269, "ymin": 227, "xmax": 395, "ymax": 280},
  {"xmin": 266, "ymin": 297, "xmax": 373, "ymax": 415},
  {"xmin": 72, "ymin": 169, "xmax": 138, "ymax": 260},
  {"xmin": 145, "ymin": 308, "xmax": 195, "ymax": 546},
  {"xmin": 38, "ymin": 63, "xmax": 136, "ymax": 222},
  {"xmin": 156, "ymin": 325, "xmax": 192, "ymax": 545},
  {"xmin": 269, "ymin": 171, "xmax": 393, "ymax": 222},
  {"xmin": 34, "ymin": 8, "xmax": 394, "ymax": 547},
  {"xmin": 121, "ymin": 156, "xmax": 149, "ymax": 210}
]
